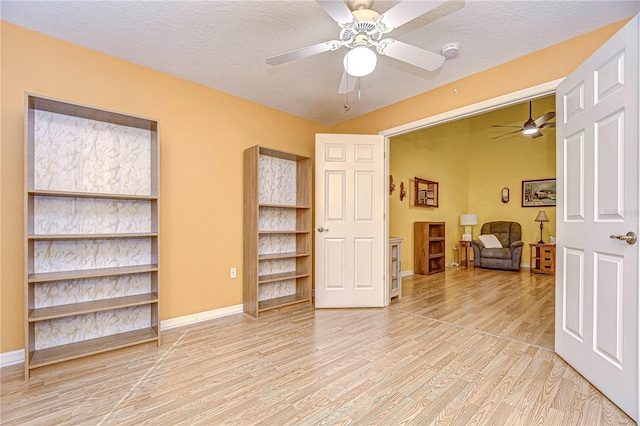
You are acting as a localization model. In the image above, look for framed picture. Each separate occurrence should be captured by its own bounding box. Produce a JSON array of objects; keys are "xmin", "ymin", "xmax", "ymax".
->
[
  {"xmin": 415, "ymin": 177, "xmax": 439, "ymax": 207},
  {"xmin": 522, "ymin": 179, "xmax": 556, "ymax": 207}
]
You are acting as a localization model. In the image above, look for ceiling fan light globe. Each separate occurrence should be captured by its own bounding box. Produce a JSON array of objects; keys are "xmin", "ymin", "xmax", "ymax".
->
[
  {"xmin": 522, "ymin": 118, "xmax": 538, "ymax": 135},
  {"xmin": 344, "ymin": 46, "xmax": 377, "ymax": 77}
]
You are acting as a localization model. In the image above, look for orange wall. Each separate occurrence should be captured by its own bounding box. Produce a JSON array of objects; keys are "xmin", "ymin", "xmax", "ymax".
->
[
  {"xmin": 0, "ymin": 22, "xmax": 327, "ymax": 353},
  {"xmin": 0, "ymin": 17, "xmax": 630, "ymax": 355},
  {"xmin": 329, "ymin": 19, "xmax": 630, "ymax": 135}
]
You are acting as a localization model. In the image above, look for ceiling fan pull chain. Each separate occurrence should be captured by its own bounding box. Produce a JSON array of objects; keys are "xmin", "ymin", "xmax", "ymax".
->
[
  {"xmin": 358, "ymin": 77, "xmax": 362, "ymax": 100},
  {"xmin": 344, "ymin": 72, "xmax": 351, "ymax": 113}
]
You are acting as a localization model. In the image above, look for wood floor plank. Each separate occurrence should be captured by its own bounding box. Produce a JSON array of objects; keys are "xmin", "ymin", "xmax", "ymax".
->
[{"xmin": 1, "ymin": 267, "xmax": 634, "ymax": 425}]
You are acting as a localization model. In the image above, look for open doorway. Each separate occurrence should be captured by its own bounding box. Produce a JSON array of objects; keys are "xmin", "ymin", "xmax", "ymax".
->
[{"xmin": 382, "ymin": 84, "xmax": 559, "ymax": 350}]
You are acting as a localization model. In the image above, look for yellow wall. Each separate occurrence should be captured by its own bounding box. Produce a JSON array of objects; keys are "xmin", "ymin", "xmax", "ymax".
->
[
  {"xmin": 468, "ymin": 96, "xmax": 557, "ymax": 263},
  {"xmin": 390, "ymin": 97, "xmax": 557, "ymax": 271},
  {"xmin": 0, "ymin": 22, "xmax": 327, "ymax": 353},
  {"xmin": 389, "ymin": 120, "xmax": 471, "ymax": 268}
]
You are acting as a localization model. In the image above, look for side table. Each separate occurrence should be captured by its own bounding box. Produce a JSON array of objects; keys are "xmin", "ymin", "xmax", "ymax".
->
[
  {"xmin": 459, "ymin": 240, "xmax": 473, "ymax": 267},
  {"xmin": 529, "ymin": 243, "xmax": 556, "ymax": 275}
]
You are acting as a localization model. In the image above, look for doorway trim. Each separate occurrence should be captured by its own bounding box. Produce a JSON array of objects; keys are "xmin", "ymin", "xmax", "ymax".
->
[{"xmin": 379, "ymin": 78, "xmax": 563, "ymax": 297}]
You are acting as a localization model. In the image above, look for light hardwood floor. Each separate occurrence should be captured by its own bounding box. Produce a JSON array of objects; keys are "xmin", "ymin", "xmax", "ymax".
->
[{"xmin": 1, "ymin": 268, "xmax": 633, "ymax": 425}]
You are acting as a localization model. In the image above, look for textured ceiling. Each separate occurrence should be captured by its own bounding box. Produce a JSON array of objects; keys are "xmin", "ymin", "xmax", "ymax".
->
[{"xmin": 2, "ymin": 1, "xmax": 639, "ymax": 126}]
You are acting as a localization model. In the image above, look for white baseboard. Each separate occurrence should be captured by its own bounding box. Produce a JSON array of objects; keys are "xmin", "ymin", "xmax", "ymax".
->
[
  {"xmin": 401, "ymin": 270, "xmax": 414, "ymax": 277},
  {"xmin": 0, "ymin": 349, "xmax": 25, "ymax": 368},
  {"xmin": 160, "ymin": 304, "xmax": 243, "ymax": 330},
  {"xmin": 0, "ymin": 304, "xmax": 245, "ymax": 369}
]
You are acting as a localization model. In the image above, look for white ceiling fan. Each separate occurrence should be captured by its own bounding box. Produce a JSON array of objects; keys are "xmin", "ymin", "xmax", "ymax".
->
[{"xmin": 266, "ymin": 0, "xmax": 450, "ymax": 94}]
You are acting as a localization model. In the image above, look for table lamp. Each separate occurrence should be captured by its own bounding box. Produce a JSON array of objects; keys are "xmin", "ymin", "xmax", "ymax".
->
[
  {"xmin": 535, "ymin": 211, "xmax": 550, "ymax": 243},
  {"xmin": 460, "ymin": 214, "xmax": 478, "ymax": 241}
]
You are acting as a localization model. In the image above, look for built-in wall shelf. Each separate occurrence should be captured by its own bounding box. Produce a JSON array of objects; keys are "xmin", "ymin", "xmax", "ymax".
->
[
  {"xmin": 24, "ymin": 93, "xmax": 160, "ymax": 378},
  {"xmin": 243, "ymin": 145, "xmax": 312, "ymax": 318}
]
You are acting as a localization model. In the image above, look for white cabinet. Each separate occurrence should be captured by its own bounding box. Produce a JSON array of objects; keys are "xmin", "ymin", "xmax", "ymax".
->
[
  {"xmin": 389, "ymin": 237, "xmax": 403, "ymax": 302},
  {"xmin": 24, "ymin": 94, "xmax": 160, "ymax": 378}
]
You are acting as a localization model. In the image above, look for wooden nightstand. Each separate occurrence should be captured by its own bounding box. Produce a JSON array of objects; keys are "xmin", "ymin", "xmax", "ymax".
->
[
  {"xmin": 530, "ymin": 243, "xmax": 556, "ymax": 275},
  {"xmin": 458, "ymin": 240, "xmax": 473, "ymax": 267}
]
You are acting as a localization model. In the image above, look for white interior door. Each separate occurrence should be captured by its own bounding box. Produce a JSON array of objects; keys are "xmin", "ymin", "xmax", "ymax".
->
[
  {"xmin": 315, "ymin": 133, "xmax": 385, "ymax": 308},
  {"xmin": 555, "ymin": 15, "xmax": 639, "ymax": 420}
]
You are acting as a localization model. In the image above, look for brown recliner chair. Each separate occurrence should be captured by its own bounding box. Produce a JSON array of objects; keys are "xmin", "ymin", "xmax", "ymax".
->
[{"xmin": 471, "ymin": 221, "xmax": 524, "ymax": 271}]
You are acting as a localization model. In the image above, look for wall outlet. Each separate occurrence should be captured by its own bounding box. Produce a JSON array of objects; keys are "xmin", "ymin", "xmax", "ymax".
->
[{"xmin": 230, "ymin": 267, "xmax": 237, "ymax": 279}]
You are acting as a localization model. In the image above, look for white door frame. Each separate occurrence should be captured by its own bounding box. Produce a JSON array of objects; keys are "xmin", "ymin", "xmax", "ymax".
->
[{"xmin": 379, "ymin": 78, "xmax": 564, "ymax": 285}]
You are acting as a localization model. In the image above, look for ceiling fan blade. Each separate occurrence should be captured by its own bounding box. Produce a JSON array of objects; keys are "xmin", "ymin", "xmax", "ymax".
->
[
  {"xmin": 338, "ymin": 71, "xmax": 357, "ymax": 94},
  {"xmin": 491, "ymin": 130, "xmax": 522, "ymax": 140},
  {"xmin": 380, "ymin": 0, "xmax": 448, "ymax": 29},
  {"xmin": 316, "ymin": 0, "xmax": 353, "ymax": 24},
  {"xmin": 531, "ymin": 130, "xmax": 544, "ymax": 139},
  {"xmin": 540, "ymin": 122, "xmax": 556, "ymax": 129},
  {"xmin": 266, "ymin": 41, "xmax": 338, "ymax": 66},
  {"xmin": 491, "ymin": 125, "xmax": 523, "ymax": 129},
  {"xmin": 378, "ymin": 39, "xmax": 445, "ymax": 71},
  {"xmin": 534, "ymin": 111, "xmax": 556, "ymax": 127}
]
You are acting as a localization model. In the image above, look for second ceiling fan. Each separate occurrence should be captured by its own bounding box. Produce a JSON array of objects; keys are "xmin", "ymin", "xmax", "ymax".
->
[
  {"xmin": 266, "ymin": 0, "xmax": 450, "ymax": 94},
  {"xmin": 491, "ymin": 101, "xmax": 556, "ymax": 140}
]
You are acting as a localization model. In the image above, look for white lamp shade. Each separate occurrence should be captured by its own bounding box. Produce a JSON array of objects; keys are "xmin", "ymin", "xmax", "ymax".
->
[
  {"xmin": 344, "ymin": 46, "xmax": 377, "ymax": 77},
  {"xmin": 535, "ymin": 211, "xmax": 550, "ymax": 222},
  {"xmin": 460, "ymin": 214, "xmax": 478, "ymax": 226}
]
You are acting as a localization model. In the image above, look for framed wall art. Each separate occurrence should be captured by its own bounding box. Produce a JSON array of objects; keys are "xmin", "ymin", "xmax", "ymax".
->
[
  {"xmin": 415, "ymin": 177, "xmax": 438, "ymax": 208},
  {"xmin": 522, "ymin": 178, "xmax": 556, "ymax": 207}
]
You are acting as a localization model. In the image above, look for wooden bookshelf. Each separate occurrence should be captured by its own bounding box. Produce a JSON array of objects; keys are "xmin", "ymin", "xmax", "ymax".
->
[
  {"xmin": 24, "ymin": 93, "xmax": 160, "ymax": 378},
  {"xmin": 243, "ymin": 145, "xmax": 312, "ymax": 318},
  {"xmin": 414, "ymin": 222, "xmax": 446, "ymax": 275}
]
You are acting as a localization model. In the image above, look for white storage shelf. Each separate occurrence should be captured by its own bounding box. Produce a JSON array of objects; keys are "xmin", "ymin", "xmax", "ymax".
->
[
  {"xmin": 389, "ymin": 237, "xmax": 403, "ymax": 302},
  {"xmin": 24, "ymin": 94, "xmax": 160, "ymax": 378}
]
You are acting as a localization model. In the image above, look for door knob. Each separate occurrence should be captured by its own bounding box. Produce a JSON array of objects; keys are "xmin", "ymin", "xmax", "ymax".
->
[
  {"xmin": 609, "ymin": 232, "xmax": 637, "ymax": 245},
  {"xmin": 317, "ymin": 227, "xmax": 329, "ymax": 233}
]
